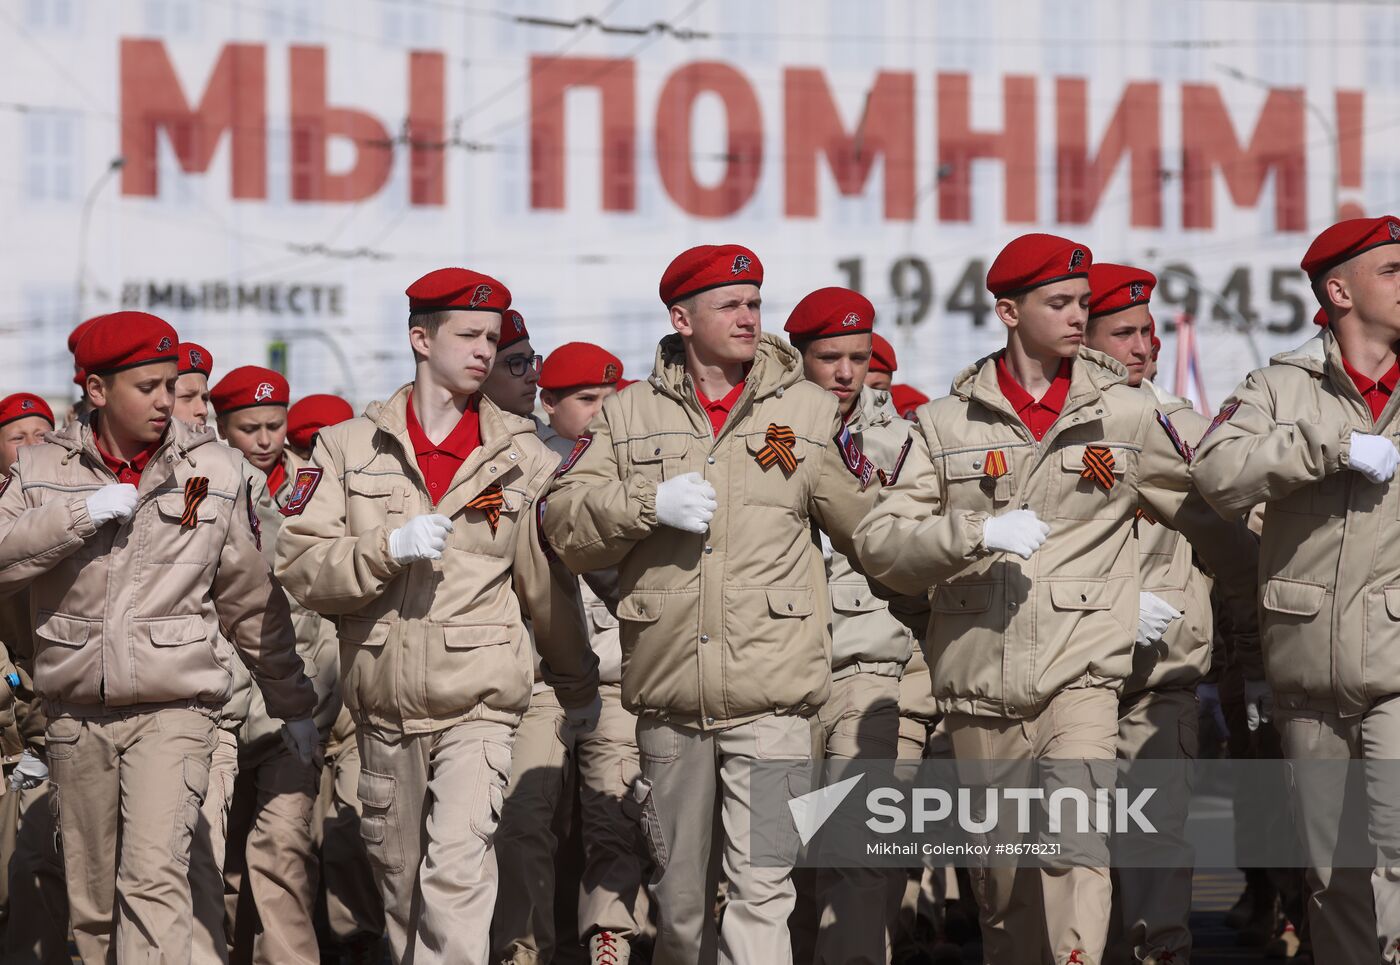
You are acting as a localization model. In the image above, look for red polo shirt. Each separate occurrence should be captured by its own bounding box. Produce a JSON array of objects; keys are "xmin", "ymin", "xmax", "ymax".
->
[
  {"xmin": 405, "ymin": 395, "xmax": 481, "ymax": 505},
  {"xmin": 995, "ymin": 356, "xmax": 1072, "ymax": 441},
  {"xmin": 94, "ymin": 427, "xmax": 162, "ymax": 485},
  {"xmin": 265, "ymin": 459, "xmax": 288, "ymax": 497},
  {"xmin": 1341, "ymin": 356, "xmax": 1400, "ymax": 423},
  {"xmin": 695, "ymin": 380, "xmax": 746, "ymax": 438}
]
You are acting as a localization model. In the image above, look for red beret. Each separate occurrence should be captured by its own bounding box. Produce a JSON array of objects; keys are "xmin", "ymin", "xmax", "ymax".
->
[
  {"xmin": 177, "ymin": 342, "xmax": 213, "ymax": 378},
  {"xmin": 890, "ymin": 384, "xmax": 930, "ymax": 420},
  {"xmin": 68, "ymin": 317, "xmax": 101, "ymax": 356},
  {"xmin": 870, "ymin": 333, "xmax": 898, "ymax": 375},
  {"xmin": 0, "ymin": 393, "xmax": 54, "ymax": 430},
  {"xmin": 287, "ymin": 394, "xmax": 354, "ymax": 451},
  {"xmin": 500, "ymin": 309, "xmax": 530, "ymax": 350},
  {"xmin": 1301, "ymin": 216, "xmax": 1400, "ymax": 280},
  {"xmin": 74, "ymin": 312, "xmax": 179, "ymax": 376},
  {"xmin": 539, "ymin": 342, "xmax": 623, "ymax": 391},
  {"xmin": 784, "ymin": 287, "xmax": 875, "ymax": 342},
  {"xmin": 210, "ymin": 366, "xmax": 290, "ymax": 415},
  {"xmin": 659, "ymin": 244, "xmax": 762, "ymax": 307},
  {"xmin": 1088, "ymin": 264, "xmax": 1156, "ymax": 319},
  {"xmin": 406, "ymin": 267, "xmax": 511, "ymax": 315},
  {"xmin": 1314, "ymin": 306, "xmax": 1329, "ymax": 327},
  {"xmin": 986, "ymin": 234, "xmax": 1092, "ymax": 298}
]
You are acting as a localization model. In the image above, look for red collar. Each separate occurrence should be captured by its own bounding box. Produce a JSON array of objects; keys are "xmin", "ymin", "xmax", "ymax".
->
[
  {"xmin": 1341, "ymin": 356, "xmax": 1400, "ymax": 396},
  {"xmin": 695, "ymin": 378, "xmax": 747, "ymax": 436},
  {"xmin": 93, "ymin": 422, "xmax": 163, "ymax": 483},
  {"xmin": 405, "ymin": 394, "xmax": 481, "ymax": 459},
  {"xmin": 995, "ymin": 355, "xmax": 1072, "ymax": 417},
  {"xmin": 265, "ymin": 457, "xmax": 289, "ymax": 496}
]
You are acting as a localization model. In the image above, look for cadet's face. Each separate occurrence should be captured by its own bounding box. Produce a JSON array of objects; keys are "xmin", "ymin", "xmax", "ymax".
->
[
  {"xmin": 89, "ymin": 363, "xmax": 177, "ymax": 445},
  {"xmin": 1000, "ymin": 279, "xmax": 1090, "ymax": 360},
  {"xmin": 1341, "ymin": 247, "xmax": 1400, "ymax": 335},
  {"xmin": 172, "ymin": 373, "xmax": 210, "ymax": 427},
  {"xmin": 481, "ymin": 338, "xmax": 539, "ymax": 417},
  {"xmin": 0, "ymin": 416, "xmax": 52, "ymax": 475},
  {"xmin": 865, "ymin": 370, "xmax": 893, "ymax": 392},
  {"xmin": 220, "ymin": 405, "xmax": 287, "ymax": 472},
  {"xmin": 543, "ymin": 384, "xmax": 617, "ymax": 441},
  {"xmin": 802, "ymin": 333, "xmax": 873, "ymax": 415},
  {"xmin": 673, "ymin": 285, "xmax": 761, "ymax": 366},
  {"xmin": 413, "ymin": 311, "xmax": 500, "ymax": 398},
  {"xmin": 1084, "ymin": 305, "xmax": 1153, "ymax": 387}
]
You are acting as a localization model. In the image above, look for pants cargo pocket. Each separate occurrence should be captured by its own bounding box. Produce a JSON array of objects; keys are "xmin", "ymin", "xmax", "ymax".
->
[
  {"xmin": 357, "ymin": 769, "xmax": 404, "ymax": 875},
  {"xmin": 624, "ymin": 776, "xmax": 669, "ymax": 872},
  {"xmin": 470, "ymin": 739, "xmax": 511, "ymax": 843},
  {"xmin": 171, "ymin": 756, "xmax": 209, "ymax": 868},
  {"xmin": 43, "ymin": 718, "xmax": 81, "ymax": 762}
]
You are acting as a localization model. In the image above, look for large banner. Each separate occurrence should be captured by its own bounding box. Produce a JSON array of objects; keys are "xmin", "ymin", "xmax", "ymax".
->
[{"xmin": 1, "ymin": 0, "xmax": 1390, "ymax": 408}]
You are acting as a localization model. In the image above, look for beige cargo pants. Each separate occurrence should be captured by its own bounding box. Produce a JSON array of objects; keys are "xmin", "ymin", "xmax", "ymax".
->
[{"xmin": 46, "ymin": 705, "xmax": 217, "ymax": 965}]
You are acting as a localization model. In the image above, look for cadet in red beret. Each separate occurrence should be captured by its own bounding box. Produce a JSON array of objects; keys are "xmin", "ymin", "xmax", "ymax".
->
[
  {"xmin": 0, "ymin": 393, "xmax": 54, "ymax": 476},
  {"xmin": 481, "ymin": 309, "xmax": 541, "ymax": 418},
  {"xmin": 74, "ymin": 310, "xmax": 180, "ymax": 455},
  {"xmin": 1086, "ymin": 264, "xmax": 1156, "ymax": 387},
  {"xmin": 659, "ymin": 244, "xmax": 764, "ymax": 400},
  {"xmin": 866, "ymin": 333, "xmax": 897, "ymax": 392},
  {"xmin": 888, "ymin": 383, "xmax": 928, "ymax": 420},
  {"xmin": 537, "ymin": 342, "xmax": 624, "ymax": 442},
  {"xmin": 211, "ymin": 366, "xmax": 292, "ymax": 487},
  {"xmin": 658, "ymin": 244, "xmax": 762, "ymax": 308},
  {"xmin": 286, "ymin": 394, "xmax": 354, "ymax": 457},
  {"xmin": 173, "ymin": 342, "xmax": 214, "ymax": 428},
  {"xmin": 785, "ymin": 287, "xmax": 876, "ymax": 419}
]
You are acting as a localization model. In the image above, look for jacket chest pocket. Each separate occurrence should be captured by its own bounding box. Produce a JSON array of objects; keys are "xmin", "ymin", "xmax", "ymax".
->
[
  {"xmin": 346, "ymin": 475, "xmax": 411, "ymax": 531},
  {"xmin": 743, "ymin": 431, "xmax": 808, "ymax": 509},
  {"xmin": 145, "ymin": 493, "xmax": 220, "ymax": 564},
  {"xmin": 628, "ymin": 435, "xmax": 691, "ymax": 486},
  {"xmin": 943, "ymin": 450, "xmax": 1014, "ymax": 511},
  {"xmin": 1053, "ymin": 445, "xmax": 1129, "ymax": 520}
]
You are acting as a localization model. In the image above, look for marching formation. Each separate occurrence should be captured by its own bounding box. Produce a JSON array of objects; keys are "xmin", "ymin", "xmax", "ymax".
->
[{"xmin": 0, "ymin": 217, "xmax": 1396, "ymax": 965}]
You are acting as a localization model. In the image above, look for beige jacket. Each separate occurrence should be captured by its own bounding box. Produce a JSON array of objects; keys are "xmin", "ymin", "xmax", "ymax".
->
[
  {"xmin": 542, "ymin": 333, "xmax": 880, "ymax": 729},
  {"xmin": 274, "ymin": 386, "xmax": 598, "ymax": 735},
  {"xmin": 828, "ymin": 387, "xmax": 916, "ymax": 679},
  {"xmin": 234, "ymin": 451, "xmax": 343, "ymax": 757},
  {"xmin": 1126, "ymin": 382, "xmax": 1217, "ymax": 696},
  {"xmin": 0, "ymin": 418, "xmax": 315, "ymax": 720},
  {"xmin": 1191, "ymin": 330, "xmax": 1400, "ymax": 716},
  {"xmin": 854, "ymin": 349, "xmax": 1258, "ymax": 720}
]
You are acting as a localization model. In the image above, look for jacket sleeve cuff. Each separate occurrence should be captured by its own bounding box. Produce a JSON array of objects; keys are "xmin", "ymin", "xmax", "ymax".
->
[
  {"xmin": 366, "ymin": 526, "xmax": 406, "ymax": 579},
  {"xmin": 965, "ymin": 511, "xmax": 991, "ymax": 557},
  {"xmin": 68, "ymin": 496, "xmax": 97, "ymax": 540},
  {"xmin": 631, "ymin": 475, "xmax": 658, "ymax": 529}
]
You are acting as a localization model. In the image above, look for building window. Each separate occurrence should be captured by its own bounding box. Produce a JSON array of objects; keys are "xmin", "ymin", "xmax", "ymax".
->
[
  {"xmin": 24, "ymin": 112, "xmax": 78, "ymax": 203},
  {"xmin": 24, "ymin": 0, "xmax": 74, "ymax": 30}
]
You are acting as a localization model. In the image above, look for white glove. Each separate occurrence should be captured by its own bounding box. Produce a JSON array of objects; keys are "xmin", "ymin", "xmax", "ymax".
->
[
  {"xmin": 280, "ymin": 717, "xmax": 322, "ymax": 768},
  {"xmin": 655, "ymin": 472, "xmax": 717, "ymax": 534},
  {"xmin": 1244, "ymin": 678, "xmax": 1273, "ymax": 732},
  {"xmin": 818, "ymin": 530, "xmax": 834, "ymax": 562},
  {"xmin": 8, "ymin": 750, "xmax": 47, "ymax": 791},
  {"xmin": 85, "ymin": 483, "xmax": 139, "ymax": 527},
  {"xmin": 389, "ymin": 514, "xmax": 454, "ymax": 563},
  {"xmin": 982, "ymin": 509, "xmax": 1050, "ymax": 560},
  {"xmin": 1136, "ymin": 592, "xmax": 1183, "ymax": 648},
  {"xmin": 564, "ymin": 694, "xmax": 603, "ymax": 733},
  {"xmin": 1348, "ymin": 432, "xmax": 1399, "ymax": 483}
]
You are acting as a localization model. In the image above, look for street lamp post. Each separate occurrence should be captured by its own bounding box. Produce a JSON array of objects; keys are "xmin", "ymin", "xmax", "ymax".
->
[{"xmin": 74, "ymin": 156, "xmax": 126, "ymax": 324}]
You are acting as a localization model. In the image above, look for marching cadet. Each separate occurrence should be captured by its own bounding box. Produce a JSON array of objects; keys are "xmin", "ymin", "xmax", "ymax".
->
[
  {"xmin": 210, "ymin": 367, "xmax": 341, "ymax": 965},
  {"xmin": 287, "ymin": 394, "xmax": 355, "ymax": 460},
  {"xmin": 1082, "ymin": 264, "xmax": 1238, "ymax": 964},
  {"xmin": 0, "ymin": 311, "xmax": 318, "ymax": 963},
  {"xmin": 275, "ymin": 268, "xmax": 600, "ymax": 965},
  {"xmin": 866, "ymin": 334, "xmax": 897, "ymax": 393},
  {"xmin": 175, "ymin": 342, "xmax": 215, "ymax": 428},
  {"xmin": 0, "ymin": 393, "xmax": 71, "ymax": 965},
  {"xmin": 479, "ymin": 308, "xmax": 542, "ymax": 417},
  {"xmin": 784, "ymin": 287, "xmax": 916, "ymax": 965},
  {"xmin": 853, "ymin": 235, "xmax": 1258, "ymax": 965},
  {"xmin": 1191, "ymin": 216, "xmax": 1400, "ymax": 965},
  {"xmin": 492, "ymin": 342, "xmax": 648, "ymax": 965},
  {"xmin": 542, "ymin": 244, "xmax": 882, "ymax": 965}
]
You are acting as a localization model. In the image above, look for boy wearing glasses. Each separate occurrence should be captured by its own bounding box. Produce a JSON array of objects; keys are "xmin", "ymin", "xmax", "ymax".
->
[{"xmin": 481, "ymin": 310, "xmax": 543, "ymax": 417}]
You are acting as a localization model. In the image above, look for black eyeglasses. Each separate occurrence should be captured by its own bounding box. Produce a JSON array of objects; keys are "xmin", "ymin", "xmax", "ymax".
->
[{"xmin": 503, "ymin": 354, "xmax": 544, "ymax": 377}]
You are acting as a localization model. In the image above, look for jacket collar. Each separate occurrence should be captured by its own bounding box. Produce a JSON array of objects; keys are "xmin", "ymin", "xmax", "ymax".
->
[
  {"xmin": 646, "ymin": 332, "xmax": 804, "ymax": 405},
  {"xmin": 955, "ymin": 347, "xmax": 1126, "ymax": 434},
  {"xmin": 1141, "ymin": 378, "xmax": 1193, "ymax": 414},
  {"xmin": 847, "ymin": 385, "xmax": 894, "ymax": 434},
  {"xmin": 52, "ymin": 414, "xmax": 217, "ymax": 492}
]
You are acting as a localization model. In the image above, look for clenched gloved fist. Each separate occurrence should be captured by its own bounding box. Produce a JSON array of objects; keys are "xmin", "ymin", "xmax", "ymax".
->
[
  {"xmin": 85, "ymin": 483, "xmax": 139, "ymax": 528},
  {"xmin": 655, "ymin": 472, "xmax": 717, "ymax": 534},
  {"xmin": 1244, "ymin": 677, "xmax": 1273, "ymax": 732},
  {"xmin": 982, "ymin": 509, "xmax": 1050, "ymax": 560},
  {"xmin": 8, "ymin": 750, "xmax": 47, "ymax": 791},
  {"xmin": 1136, "ymin": 591, "xmax": 1183, "ymax": 648},
  {"xmin": 389, "ymin": 513, "xmax": 454, "ymax": 563},
  {"xmin": 1348, "ymin": 432, "xmax": 1400, "ymax": 484},
  {"xmin": 281, "ymin": 717, "xmax": 322, "ymax": 768}
]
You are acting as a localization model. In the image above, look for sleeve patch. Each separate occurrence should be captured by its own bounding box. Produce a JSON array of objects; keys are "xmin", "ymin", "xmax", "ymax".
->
[
  {"xmin": 835, "ymin": 425, "xmax": 878, "ymax": 492},
  {"xmin": 278, "ymin": 467, "xmax": 324, "ymax": 517},
  {"xmin": 555, "ymin": 433, "xmax": 592, "ymax": 477},
  {"xmin": 878, "ymin": 436, "xmax": 913, "ymax": 487},
  {"xmin": 1200, "ymin": 401, "xmax": 1241, "ymax": 444},
  {"xmin": 1155, "ymin": 410, "xmax": 1193, "ymax": 462}
]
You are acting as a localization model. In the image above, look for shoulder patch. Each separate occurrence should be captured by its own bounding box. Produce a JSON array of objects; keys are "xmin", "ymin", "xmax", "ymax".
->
[
  {"xmin": 1155, "ymin": 410, "xmax": 1192, "ymax": 462},
  {"xmin": 1200, "ymin": 401, "xmax": 1241, "ymax": 444},
  {"xmin": 555, "ymin": 433, "xmax": 592, "ymax": 476},
  {"xmin": 245, "ymin": 477, "xmax": 262, "ymax": 551},
  {"xmin": 278, "ymin": 467, "xmax": 324, "ymax": 517},
  {"xmin": 879, "ymin": 436, "xmax": 913, "ymax": 487},
  {"xmin": 835, "ymin": 425, "xmax": 878, "ymax": 491}
]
